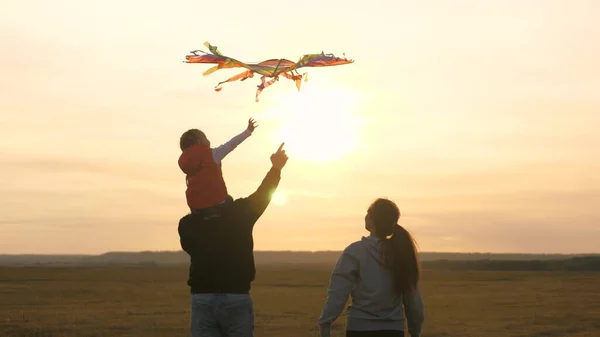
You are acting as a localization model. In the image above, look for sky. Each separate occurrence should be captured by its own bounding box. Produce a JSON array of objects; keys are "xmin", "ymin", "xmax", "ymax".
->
[{"xmin": 1, "ymin": 0, "xmax": 599, "ymax": 254}]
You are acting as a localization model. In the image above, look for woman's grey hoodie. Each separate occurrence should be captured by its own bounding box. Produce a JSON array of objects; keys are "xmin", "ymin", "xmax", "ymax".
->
[{"xmin": 317, "ymin": 236, "xmax": 424, "ymax": 337}]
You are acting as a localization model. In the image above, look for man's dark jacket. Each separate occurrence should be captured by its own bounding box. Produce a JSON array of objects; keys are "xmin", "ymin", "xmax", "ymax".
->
[{"xmin": 178, "ymin": 166, "xmax": 281, "ymax": 294}]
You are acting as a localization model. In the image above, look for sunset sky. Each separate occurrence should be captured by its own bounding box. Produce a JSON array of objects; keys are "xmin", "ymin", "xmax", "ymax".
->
[{"xmin": 1, "ymin": 0, "xmax": 599, "ymax": 254}]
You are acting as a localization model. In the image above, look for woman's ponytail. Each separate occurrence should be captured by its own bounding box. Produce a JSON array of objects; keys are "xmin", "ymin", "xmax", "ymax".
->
[
  {"xmin": 370, "ymin": 199, "xmax": 420, "ymax": 295},
  {"xmin": 383, "ymin": 224, "xmax": 420, "ymax": 294}
]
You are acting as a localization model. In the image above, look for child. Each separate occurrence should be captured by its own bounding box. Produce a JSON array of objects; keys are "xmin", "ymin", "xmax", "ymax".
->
[{"xmin": 178, "ymin": 118, "xmax": 258, "ymax": 212}]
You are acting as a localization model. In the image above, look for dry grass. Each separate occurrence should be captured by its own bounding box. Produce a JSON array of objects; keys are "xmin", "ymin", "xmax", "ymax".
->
[{"xmin": 1, "ymin": 264, "xmax": 599, "ymax": 337}]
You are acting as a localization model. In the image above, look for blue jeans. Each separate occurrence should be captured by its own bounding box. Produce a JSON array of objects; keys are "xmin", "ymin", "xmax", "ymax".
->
[{"xmin": 190, "ymin": 293, "xmax": 254, "ymax": 337}]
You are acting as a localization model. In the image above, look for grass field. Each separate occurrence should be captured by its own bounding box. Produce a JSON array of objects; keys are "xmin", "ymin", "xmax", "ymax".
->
[{"xmin": 1, "ymin": 264, "xmax": 599, "ymax": 337}]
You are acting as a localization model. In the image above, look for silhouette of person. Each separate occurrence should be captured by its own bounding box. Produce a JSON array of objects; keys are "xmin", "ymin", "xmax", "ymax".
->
[
  {"xmin": 318, "ymin": 198, "xmax": 425, "ymax": 337},
  {"xmin": 178, "ymin": 143, "xmax": 289, "ymax": 337}
]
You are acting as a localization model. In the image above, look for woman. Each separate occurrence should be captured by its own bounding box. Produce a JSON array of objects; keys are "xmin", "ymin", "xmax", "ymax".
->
[{"xmin": 317, "ymin": 198, "xmax": 425, "ymax": 337}]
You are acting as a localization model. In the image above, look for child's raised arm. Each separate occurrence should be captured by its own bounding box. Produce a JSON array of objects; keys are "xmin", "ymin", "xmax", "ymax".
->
[{"xmin": 212, "ymin": 118, "xmax": 258, "ymax": 164}]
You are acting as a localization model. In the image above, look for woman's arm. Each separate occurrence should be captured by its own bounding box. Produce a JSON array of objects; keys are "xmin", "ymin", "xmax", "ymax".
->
[
  {"xmin": 317, "ymin": 245, "xmax": 359, "ymax": 337},
  {"xmin": 403, "ymin": 284, "xmax": 425, "ymax": 337}
]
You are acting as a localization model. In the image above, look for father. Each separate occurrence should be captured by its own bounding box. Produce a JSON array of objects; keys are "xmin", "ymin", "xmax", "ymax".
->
[{"xmin": 178, "ymin": 142, "xmax": 289, "ymax": 337}]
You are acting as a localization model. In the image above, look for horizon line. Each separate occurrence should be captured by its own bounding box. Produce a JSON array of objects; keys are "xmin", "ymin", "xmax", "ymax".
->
[{"xmin": 1, "ymin": 250, "xmax": 599, "ymax": 256}]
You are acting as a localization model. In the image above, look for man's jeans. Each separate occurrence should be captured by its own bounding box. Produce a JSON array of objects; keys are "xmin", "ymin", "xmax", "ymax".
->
[{"xmin": 190, "ymin": 293, "xmax": 254, "ymax": 337}]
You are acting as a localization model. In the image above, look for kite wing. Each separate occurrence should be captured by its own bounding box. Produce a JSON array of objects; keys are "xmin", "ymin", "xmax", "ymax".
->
[{"xmin": 185, "ymin": 42, "xmax": 354, "ymax": 102}]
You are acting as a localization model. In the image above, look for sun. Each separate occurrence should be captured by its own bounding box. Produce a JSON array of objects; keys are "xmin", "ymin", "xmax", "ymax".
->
[
  {"xmin": 271, "ymin": 191, "xmax": 287, "ymax": 206},
  {"xmin": 265, "ymin": 85, "xmax": 365, "ymax": 163}
]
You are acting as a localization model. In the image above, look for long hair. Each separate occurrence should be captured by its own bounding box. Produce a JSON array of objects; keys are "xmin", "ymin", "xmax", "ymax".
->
[{"xmin": 368, "ymin": 198, "xmax": 420, "ymax": 295}]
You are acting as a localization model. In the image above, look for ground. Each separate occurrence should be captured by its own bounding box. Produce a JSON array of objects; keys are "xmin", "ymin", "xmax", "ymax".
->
[{"xmin": 1, "ymin": 264, "xmax": 599, "ymax": 337}]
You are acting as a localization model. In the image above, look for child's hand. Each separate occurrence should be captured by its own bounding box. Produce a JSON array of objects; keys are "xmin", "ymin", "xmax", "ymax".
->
[{"xmin": 247, "ymin": 118, "xmax": 258, "ymax": 133}]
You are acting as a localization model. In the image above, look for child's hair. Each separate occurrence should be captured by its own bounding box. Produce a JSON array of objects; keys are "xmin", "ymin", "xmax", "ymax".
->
[{"xmin": 180, "ymin": 129, "xmax": 206, "ymax": 151}]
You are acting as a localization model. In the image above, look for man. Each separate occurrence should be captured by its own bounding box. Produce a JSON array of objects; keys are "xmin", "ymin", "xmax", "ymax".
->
[{"xmin": 178, "ymin": 142, "xmax": 289, "ymax": 337}]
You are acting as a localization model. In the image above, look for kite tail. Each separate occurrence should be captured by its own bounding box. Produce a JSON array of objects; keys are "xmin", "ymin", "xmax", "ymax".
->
[
  {"xmin": 214, "ymin": 70, "xmax": 255, "ymax": 92},
  {"xmin": 203, "ymin": 41, "xmax": 223, "ymax": 56},
  {"xmin": 280, "ymin": 72, "xmax": 305, "ymax": 92},
  {"xmin": 255, "ymin": 76, "xmax": 279, "ymax": 102},
  {"xmin": 203, "ymin": 65, "xmax": 221, "ymax": 76}
]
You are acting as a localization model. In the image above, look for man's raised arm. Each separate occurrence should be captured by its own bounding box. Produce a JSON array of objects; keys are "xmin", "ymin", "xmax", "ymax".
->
[{"xmin": 237, "ymin": 143, "xmax": 288, "ymax": 223}]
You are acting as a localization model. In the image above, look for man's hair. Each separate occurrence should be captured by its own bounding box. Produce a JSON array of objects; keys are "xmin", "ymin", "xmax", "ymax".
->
[{"xmin": 180, "ymin": 129, "xmax": 205, "ymax": 151}]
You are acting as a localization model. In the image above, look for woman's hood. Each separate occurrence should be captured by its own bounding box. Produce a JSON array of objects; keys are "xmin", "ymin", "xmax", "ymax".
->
[{"xmin": 359, "ymin": 235, "xmax": 385, "ymax": 264}]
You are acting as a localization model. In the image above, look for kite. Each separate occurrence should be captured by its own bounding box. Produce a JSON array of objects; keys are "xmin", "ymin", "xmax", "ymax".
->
[{"xmin": 184, "ymin": 42, "xmax": 354, "ymax": 102}]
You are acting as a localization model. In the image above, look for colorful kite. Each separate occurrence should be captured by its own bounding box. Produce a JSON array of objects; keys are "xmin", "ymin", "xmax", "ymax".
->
[{"xmin": 184, "ymin": 42, "xmax": 354, "ymax": 102}]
